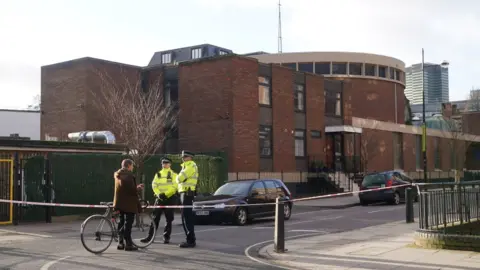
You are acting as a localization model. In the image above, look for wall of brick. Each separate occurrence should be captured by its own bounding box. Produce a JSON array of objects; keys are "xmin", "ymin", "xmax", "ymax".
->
[
  {"xmin": 230, "ymin": 57, "xmax": 260, "ymax": 172},
  {"xmin": 41, "ymin": 59, "xmax": 90, "ymax": 140},
  {"xmin": 361, "ymin": 128, "xmax": 394, "ymax": 172},
  {"xmin": 85, "ymin": 59, "xmax": 143, "ymax": 142},
  {"xmin": 178, "ymin": 57, "xmax": 234, "ymax": 159},
  {"xmin": 305, "ymin": 74, "xmax": 325, "ymax": 163},
  {"xmin": 333, "ymin": 77, "xmax": 406, "ymax": 124},
  {"xmin": 271, "ymin": 65, "xmax": 295, "ymax": 171},
  {"xmin": 403, "ymin": 133, "xmax": 416, "ymax": 172}
]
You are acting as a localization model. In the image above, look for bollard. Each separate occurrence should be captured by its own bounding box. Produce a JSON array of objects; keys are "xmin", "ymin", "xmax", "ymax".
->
[
  {"xmin": 405, "ymin": 188, "xmax": 414, "ymax": 223},
  {"xmin": 274, "ymin": 197, "xmax": 285, "ymax": 253}
]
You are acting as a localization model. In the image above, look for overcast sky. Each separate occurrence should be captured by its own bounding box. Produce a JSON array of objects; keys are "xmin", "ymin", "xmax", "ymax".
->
[{"xmin": 1, "ymin": 0, "xmax": 479, "ymax": 109}]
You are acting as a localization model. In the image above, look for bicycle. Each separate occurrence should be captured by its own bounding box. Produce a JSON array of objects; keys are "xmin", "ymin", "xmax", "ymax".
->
[{"xmin": 80, "ymin": 200, "xmax": 156, "ymax": 254}]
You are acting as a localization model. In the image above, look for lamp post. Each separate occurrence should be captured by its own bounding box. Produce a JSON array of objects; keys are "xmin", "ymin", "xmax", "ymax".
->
[{"xmin": 422, "ymin": 49, "xmax": 427, "ymax": 183}]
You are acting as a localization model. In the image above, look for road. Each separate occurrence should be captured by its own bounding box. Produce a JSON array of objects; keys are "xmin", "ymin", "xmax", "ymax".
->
[{"xmin": 0, "ymin": 201, "xmax": 418, "ymax": 270}]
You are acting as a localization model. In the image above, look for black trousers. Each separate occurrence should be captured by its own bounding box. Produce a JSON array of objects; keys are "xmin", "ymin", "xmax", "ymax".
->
[
  {"xmin": 150, "ymin": 196, "xmax": 175, "ymax": 239},
  {"xmin": 118, "ymin": 211, "xmax": 135, "ymax": 244},
  {"xmin": 180, "ymin": 192, "xmax": 196, "ymax": 243}
]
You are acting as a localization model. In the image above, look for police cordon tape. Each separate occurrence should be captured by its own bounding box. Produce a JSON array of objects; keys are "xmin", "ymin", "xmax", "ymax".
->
[{"xmin": 0, "ymin": 183, "xmax": 414, "ymax": 209}]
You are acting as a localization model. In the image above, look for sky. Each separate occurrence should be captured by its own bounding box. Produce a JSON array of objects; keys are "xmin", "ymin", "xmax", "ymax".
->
[{"xmin": 1, "ymin": 0, "xmax": 479, "ymax": 109}]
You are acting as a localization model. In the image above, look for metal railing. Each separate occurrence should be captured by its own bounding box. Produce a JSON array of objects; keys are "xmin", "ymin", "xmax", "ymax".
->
[{"xmin": 418, "ymin": 181, "xmax": 480, "ymax": 234}]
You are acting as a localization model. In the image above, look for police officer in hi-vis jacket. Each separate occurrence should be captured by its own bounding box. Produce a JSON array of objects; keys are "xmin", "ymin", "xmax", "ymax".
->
[
  {"xmin": 176, "ymin": 150, "xmax": 198, "ymax": 248},
  {"xmin": 141, "ymin": 157, "xmax": 178, "ymax": 244}
]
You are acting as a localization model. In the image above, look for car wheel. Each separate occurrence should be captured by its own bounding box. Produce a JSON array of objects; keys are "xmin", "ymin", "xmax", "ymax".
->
[
  {"xmin": 284, "ymin": 203, "xmax": 292, "ymax": 220},
  {"xmin": 391, "ymin": 192, "xmax": 401, "ymax": 205},
  {"xmin": 234, "ymin": 207, "xmax": 248, "ymax": 226},
  {"xmin": 360, "ymin": 199, "xmax": 369, "ymax": 206}
]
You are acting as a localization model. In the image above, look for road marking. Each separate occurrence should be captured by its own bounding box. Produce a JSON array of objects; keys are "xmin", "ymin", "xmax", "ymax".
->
[
  {"xmin": 171, "ymin": 226, "xmax": 237, "ymax": 235},
  {"xmin": 367, "ymin": 208, "xmax": 399, "ymax": 214},
  {"xmin": 291, "ymin": 209, "xmax": 336, "ymax": 216},
  {"xmin": 289, "ymin": 229, "xmax": 325, "ymax": 233},
  {"xmin": 252, "ymin": 227, "xmax": 271, "ymax": 229},
  {"xmin": 286, "ymin": 216, "xmax": 343, "ymax": 226},
  {"xmin": 40, "ymin": 256, "xmax": 71, "ymax": 270},
  {"xmin": 244, "ymin": 232, "xmax": 325, "ymax": 270},
  {"xmin": 0, "ymin": 229, "xmax": 51, "ymax": 238}
]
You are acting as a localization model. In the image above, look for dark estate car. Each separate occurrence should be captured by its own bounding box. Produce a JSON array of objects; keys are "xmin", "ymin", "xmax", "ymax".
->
[
  {"xmin": 359, "ymin": 170, "xmax": 419, "ymax": 206},
  {"xmin": 193, "ymin": 179, "xmax": 293, "ymax": 225}
]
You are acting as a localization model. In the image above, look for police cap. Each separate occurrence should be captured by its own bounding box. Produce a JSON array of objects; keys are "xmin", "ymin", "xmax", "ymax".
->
[
  {"xmin": 161, "ymin": 157, "xmax": 172, "ymax": 164},
  {"xmin": 181, "ymin": 150, "xmax": 195, "ymax": 158}
]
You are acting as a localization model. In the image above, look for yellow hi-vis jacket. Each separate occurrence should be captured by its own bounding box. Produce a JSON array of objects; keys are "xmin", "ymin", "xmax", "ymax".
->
[
  {"xmin": 152, "ymin": 168, "xmax": 178, "ymax": 198},
  {"xmin": 176, "ymin": 160, "xmax": 198, "ymax": 192}
]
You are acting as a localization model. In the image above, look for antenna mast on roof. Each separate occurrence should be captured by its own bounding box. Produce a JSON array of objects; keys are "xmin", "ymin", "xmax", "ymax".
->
[{"xmin": 278, "ymin": 0, "xmax": 283, "ymax": 53}]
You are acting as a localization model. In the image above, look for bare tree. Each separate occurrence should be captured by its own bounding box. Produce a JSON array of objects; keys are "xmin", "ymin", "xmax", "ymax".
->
[
  {"xmin": 441, "ymin": 98, "xmax": 478, "ymax": 182},
  {"xmin": 90, "ymin": 67, "xmax": 178, "ymax": 174},
  {"xmin": 27, "ymin": 94, "xmax": 40, "ymax": 110},
  {"xmin": 468, "ymin": 88, "xmax": 480, "ymax": 112},
  {"xmin": 360, "ymin": 122, "xmax": 380, "ymax": 173}
]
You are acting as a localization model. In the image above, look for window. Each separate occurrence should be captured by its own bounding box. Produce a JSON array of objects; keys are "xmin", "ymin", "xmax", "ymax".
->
[
  {"xmin": 273, "ymin": 181, "xmax": 286, "ymax": 196},
  {"xmin": 415, "ymin": 135, "xmax": 422, "ymax": 170},
  {"xmin": 393, "ymin": 132, "xmax": 403, "ymax": 169},
  {"xmin": 378, "ymin": 66, "xmax": 387, "ymax": 78},
  {"xmin": 264, "ymin": 180, "xmax": 277, "ymax": 194},
  {"xmin": 365, "ymin": 64, "xmax": 376, "ymax": 76},
  {"xmin": 325, "ymin": 91, "xmax": 342, "ymax": 116},
  {"xmin": 332, "ymin": 63, "xmax": 347, "ymax": 74},
  {"xmin": 294, "ymin": 84, "xmax": 305, "ymax": 111},
  {"xmin": 310, "ymin": 130, "xmax": 321, "ymax": 138},
  {"xmin": 162, "ymin": 53, "xmax": 172, "ymax": 64},
  {"xmin": 258, "ymin": 76, "xmax": 271, "ymax": 105},
  {"xmin": 191, "ymin": 48, "xmax": 202, "ymax": 59},
  {"xmin": 389, "ymin": 67, "xmax": 395, "ymax": 80},
  {"xmin": 219, "ymin": 50, "xmax": 228, "ymax": 55},
  {"xmin": 395, "ymin": 69, "xmax": 401, "ymax": 81},
  {"xmin": 298, "ymin": 63, "xmax": 313, "ymax": 73},
  {"xmin": 282, "ymin": 63, "xmax": 297, "ymax": 70},
  {"xmin": 259, "ymin": 125, "xmax": 272, "ymax": 157},
  {"xmin": 251, "ymin": 181, "xmax": 266, "ymax": 195},
  {"xmin": 164, "ymin": 85, "xmax": 171, "ymax": 107},
  {"xmin": 214, "ymin": 181, "xmax": 252, "ymax": 196},
  {"xmin": 315, "ymin": 62, "xmax": 330, "ymax": 75},
  {"xmin": 349, "ymin": 63, "xmax": 362, "ymax": 75},
  {"xmin": 294, "ymin": 130, "xmax": 306, "ymax": 157},
  {"xmin": 434, "ymin": 138, "xmax": 441, "ymax": 169}
]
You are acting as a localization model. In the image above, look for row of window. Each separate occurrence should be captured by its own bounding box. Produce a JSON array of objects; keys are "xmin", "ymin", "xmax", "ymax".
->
[
  {"xmin": 259, "ymin": 125, "xmax": 321, "ymax": 158},
  {"xmin": 282, "ymin": 62, "xmax": 404, "ymax": 82},
  {"xmin": 258, "ymin": 76, "xmax": 342, "ymax": 117},
  {"xmin": 161, "ymin": 47, "xmax": 229, "ymax": 64}
]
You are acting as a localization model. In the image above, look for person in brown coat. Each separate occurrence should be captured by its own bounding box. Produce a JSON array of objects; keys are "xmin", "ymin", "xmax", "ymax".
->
[{"xmin": 113, "ymin": 159, "xmax": 143, "ymax": 251}]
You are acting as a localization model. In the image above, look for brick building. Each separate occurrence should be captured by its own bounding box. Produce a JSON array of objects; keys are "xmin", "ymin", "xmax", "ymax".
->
[{"xmin": 41, "ymin": 51, "xmax": 480, "ymax": 175}]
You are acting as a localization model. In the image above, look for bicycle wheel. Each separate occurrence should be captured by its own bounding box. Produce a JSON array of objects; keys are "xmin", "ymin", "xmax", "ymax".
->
[
  {"xmin": 80, "ymin": 214, "xmax": 114, "ymax": 254},
  {"xmin": 131, "ymin": 211, "xmax": 156, "ymax": 248}
]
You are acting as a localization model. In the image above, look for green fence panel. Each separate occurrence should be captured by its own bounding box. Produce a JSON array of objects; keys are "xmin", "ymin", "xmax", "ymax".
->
[
  {"xmin": 46, "ymin": 151, "xmax": 226, "ymax": 216},
  {"xmin": 21, "ymin": 156, "xmax": 46, "ymax": 222},
  {"xmin": 49, "ymin": 153, "xmax": 122, "ymax": 216}
]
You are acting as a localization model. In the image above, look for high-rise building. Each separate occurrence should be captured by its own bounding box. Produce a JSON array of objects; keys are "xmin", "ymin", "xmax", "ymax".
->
[{"xmin": 405, "ymin": 62, "xmax": 449, "ymax": 105}]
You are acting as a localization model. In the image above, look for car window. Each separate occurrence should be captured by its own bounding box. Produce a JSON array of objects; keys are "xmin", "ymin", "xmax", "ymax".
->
[
  {"xmin": 273, "ymin": 181, "xmax": 285, "ymax": 196},
  {"xmin": 400, "ymin": 173, "xmax": 413, "ymax": 183},
  {"xmin": 251, "ymin": 181, "xmax": 266, "ymax": 195},
  {"xmin": 264, "ymin": 181, "xmax": 277, "ymax": 194},
  {"xmin": 214, "ymin": 181, "xmax": 252, "ymax": 196},
  {"xmin": 362, "ymin": 174, "xmax": 386, "ymax": 187}
]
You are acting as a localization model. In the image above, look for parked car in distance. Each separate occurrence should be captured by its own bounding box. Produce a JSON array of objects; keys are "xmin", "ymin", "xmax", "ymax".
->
[
  {"xmin": 358, "ymin": 170, "xmax": 418, "ymax": 205},
  {"xmin": 193, "ymin": 179, "xmax": 293, "ymax": 225}
]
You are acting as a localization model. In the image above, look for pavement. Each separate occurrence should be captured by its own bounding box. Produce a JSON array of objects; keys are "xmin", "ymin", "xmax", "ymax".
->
[
  {"xmin": 258, "ymin": 221, "xmax": 480, "ymax": 270},
  {"xmin": 0, "ymin": 198, "xmax": 424, "ymax": 269}
]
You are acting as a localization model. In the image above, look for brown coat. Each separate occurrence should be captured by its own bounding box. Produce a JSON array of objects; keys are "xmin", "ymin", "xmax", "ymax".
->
[{"xmin": 113, "ymin": 168, "xmax": 140, "ymax": 214}]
